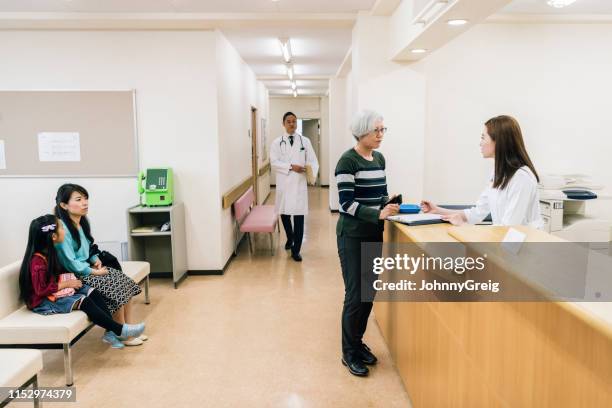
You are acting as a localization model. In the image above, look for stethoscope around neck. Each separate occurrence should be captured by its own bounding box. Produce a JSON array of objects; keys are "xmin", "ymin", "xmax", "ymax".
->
[{"xmin": 280, "ymin": 134, "xmax": 305, "ymax": 154}]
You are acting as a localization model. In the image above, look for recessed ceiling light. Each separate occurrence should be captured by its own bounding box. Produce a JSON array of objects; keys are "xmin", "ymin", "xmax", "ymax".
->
[
  {"xmin": 411, "ymin": 49, "xmax": 427, "ymax": 54},
  {"xmin": 447, "ymin": 19, "xmax": 468, "ymax": 26},
  {"xmin": 546, "ymin": 0, "xmax": 577, "ymax": 8}
]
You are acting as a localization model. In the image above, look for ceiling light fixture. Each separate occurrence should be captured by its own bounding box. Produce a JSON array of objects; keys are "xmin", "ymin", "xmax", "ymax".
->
[
  {"xmin": 414, "ymin": 0, "xmax": 449, "ymax": 26},
  {"xmin": 291, "ymin": 81, "xmax": 297, "ymax": 91},
  {"xmin": 278, "ymin": 38, "xmax": 292, "ymax": 63},
  {"xmin": 411, "ymin": 49, "xmax": 427, "ymax": 54},
  {"xmin": 546, "ymin": 0, "xmax": 577, "ymax": 8},
  {"xmin": 447, "ymin": 19, "xmax": 468, "ymax": 26},
  {"xmin": 286, "ymin": 65, "xmax": 294, "ymax": 81}
]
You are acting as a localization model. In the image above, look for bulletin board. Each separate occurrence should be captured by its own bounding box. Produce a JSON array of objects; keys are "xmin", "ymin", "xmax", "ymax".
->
[{"xmin": 0, "ymin": 90, "xmax": 138, "ymax": 177}]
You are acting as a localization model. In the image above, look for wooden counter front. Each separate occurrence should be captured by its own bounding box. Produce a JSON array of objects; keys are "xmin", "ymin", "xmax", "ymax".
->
[{"xmin": 374, "ymin": 222, "xmax": 612, "ymax": 408}]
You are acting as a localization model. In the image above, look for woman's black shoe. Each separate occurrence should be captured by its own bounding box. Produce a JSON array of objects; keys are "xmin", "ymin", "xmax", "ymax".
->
[
  {"xmin": 357, "ymin": 344, "xmax": 378, "ymax": 365},
  {"xmin": 284, "ymin": 240, "xmax": 293, "ymax": 250},
  {"xmin": 341, "ymin": 357, "xmax": 369, "ymax": 376}
]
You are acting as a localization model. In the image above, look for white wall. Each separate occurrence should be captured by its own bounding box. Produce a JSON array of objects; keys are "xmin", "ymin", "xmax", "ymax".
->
[
  {"xmin": 216, "ymin": 31, "xmax": 269, "ymax": 266},
  {"xmin": 0, "ymin": 179, "xmax": 136, "ymax": 267},
  {"xmin": 337, "ymin": 16, "xmax": 612, "ymax": 226},
  {"xmin": 328, "ymin": 76, "xmax": 353, "ymax": 210},
  {"xmin": 389, "ymin": 0, "xmax": 417, "ymax": 59},
  {"xmin": 320, "ymin": 96, "xmax": 330, "ymax": 186},
  {"xmin": 351, "ymin": 12, "xmax": 427, "ymax": 202},
  {"xmin": 359, "ymin": 69, "xmax": 426, "ymax": 202},
  {"xmin": 417, "ymin": 23, "xmax": 612, "ymax": 221},
  {"xmin": 0, "ymin": 30, "xmax": 221, "ymax": 269},
  {"xmin": 257, "ymin": 81, "xmax": 271, "ymax": 204}
]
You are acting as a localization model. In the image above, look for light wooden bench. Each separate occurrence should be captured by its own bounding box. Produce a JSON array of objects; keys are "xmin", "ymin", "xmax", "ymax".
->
[{"xmin": 0, "ymin": 260, "xmax": 150, "ymax": 386}]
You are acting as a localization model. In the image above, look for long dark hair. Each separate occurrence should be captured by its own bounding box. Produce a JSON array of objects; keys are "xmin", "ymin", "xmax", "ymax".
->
[
  {"xmin": 19, "ymin": 214, "xmax": 62, "ymax": 303},
  {"xmin": 54, "ymin": 184, "xmax": 94, "ymax": 249},
  {"xmin": 486, "ymin": 115, "xmax": 539, "ymax": 190}
]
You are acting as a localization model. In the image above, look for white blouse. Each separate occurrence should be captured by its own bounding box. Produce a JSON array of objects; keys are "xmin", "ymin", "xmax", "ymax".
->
[{"xmin": 465, "ymin": 167, "xmax": 543, "ymax": 229}]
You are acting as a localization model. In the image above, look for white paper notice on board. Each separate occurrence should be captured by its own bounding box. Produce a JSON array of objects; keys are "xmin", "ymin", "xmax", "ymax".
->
[
  {"xmin": 38, "ymin": 132, "xmax": 81, "ymax": 162},
  {"xmin": 0, "ymin": 140, "xmax": 6, "ymax": 169}
]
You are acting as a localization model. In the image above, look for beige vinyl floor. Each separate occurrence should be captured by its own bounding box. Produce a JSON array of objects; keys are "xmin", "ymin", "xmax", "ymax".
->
[{"xmin": 22, "ymin": 187, "xmax": 412, "ymax": 408}]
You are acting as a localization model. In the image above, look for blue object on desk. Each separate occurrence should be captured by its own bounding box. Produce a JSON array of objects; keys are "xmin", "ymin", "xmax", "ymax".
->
[
  {"xmin": 399, "ymin": 204, "xmax": 421, "ymax": 214},
  {"xmin": 563, "ymin": 190, "xmax": 597, "ymax": 200}
]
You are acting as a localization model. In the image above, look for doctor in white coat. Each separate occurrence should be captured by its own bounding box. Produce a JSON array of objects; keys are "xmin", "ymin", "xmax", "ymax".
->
[
  {"xmin": 270, "ymin": 112, "xmax": 319, "ymax": 262},
  {"xmin": 421, "ymin": 115, "xmax": 543, "ymax": 228}
]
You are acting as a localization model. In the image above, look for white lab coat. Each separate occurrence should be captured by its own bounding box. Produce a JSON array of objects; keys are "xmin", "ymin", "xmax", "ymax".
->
[
  {"xmin": 270, "ymin": 133, "xmax": 319, "ymax": 215},
  {"xmin": 465, "ymin": 166, "xmax": 543, "ymax": 229}
]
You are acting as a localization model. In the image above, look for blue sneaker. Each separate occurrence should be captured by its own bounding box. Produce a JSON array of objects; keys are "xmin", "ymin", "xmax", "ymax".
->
[
  {"xmin": 102, "ymin": 331, "xmax": 125, "ymax": 349},
  {"xmin": 120, "ymin": 322, "xmax": 145, "ymax": 339}
]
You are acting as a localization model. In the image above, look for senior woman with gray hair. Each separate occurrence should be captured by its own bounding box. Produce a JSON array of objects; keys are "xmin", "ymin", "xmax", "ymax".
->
[{"xmin": 335, "ymin": 109, "xmax": 399, "ymax": 377}]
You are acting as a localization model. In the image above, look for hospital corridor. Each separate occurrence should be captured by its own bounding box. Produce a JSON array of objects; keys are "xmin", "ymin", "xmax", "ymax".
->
[{"xmin": 1, "ymin": 1, "xmax": 611, "ymax": 407}]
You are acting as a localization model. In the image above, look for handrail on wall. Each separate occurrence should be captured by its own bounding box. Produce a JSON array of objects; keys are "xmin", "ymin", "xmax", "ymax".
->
[
  {"xmin": 222, "ymin": 178, "xmax": 252, "ymax": 210},
  {"xmin": 222, "ymin": 161, "xmax": 272, "ymax": 210}
]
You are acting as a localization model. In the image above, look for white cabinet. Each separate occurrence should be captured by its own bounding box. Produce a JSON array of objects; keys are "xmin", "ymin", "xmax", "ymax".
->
[{"xmin": 127, "ymin": 203, "xmax": 188, "ymax": 288}]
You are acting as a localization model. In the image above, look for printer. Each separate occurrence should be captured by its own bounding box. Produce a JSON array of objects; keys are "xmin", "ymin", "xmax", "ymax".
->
[{"xmin": 538, "ymin": 174, "xmax": 611, "ymax": 245}]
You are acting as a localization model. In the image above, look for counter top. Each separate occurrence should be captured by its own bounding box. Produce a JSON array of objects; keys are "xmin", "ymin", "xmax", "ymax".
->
[{"xmin": 386, "ymin": 220, "xmax": 612, "ymax": 339}]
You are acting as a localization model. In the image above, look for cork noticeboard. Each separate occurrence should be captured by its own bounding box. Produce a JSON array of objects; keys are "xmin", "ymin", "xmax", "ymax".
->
[{"xmin": 0, "ymin": 90, "xmax": 138, "ymax": 177}]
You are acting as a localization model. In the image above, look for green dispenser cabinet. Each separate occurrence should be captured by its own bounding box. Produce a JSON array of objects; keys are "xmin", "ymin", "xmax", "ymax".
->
[{"xmin": 138, "ymin": 168, "xmax": 174, "ymax": 207}]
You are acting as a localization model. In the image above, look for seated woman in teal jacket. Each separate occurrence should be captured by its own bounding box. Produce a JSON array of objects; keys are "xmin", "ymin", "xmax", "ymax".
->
[{"xmin": 54, "ymin": 183, "xmax": 147, "ymax": 347}]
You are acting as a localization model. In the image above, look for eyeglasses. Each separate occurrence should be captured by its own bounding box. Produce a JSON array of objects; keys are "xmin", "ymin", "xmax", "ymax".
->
[{"xmin": 372, "ymin": 127, "xmax": 388, "ymax": 134}]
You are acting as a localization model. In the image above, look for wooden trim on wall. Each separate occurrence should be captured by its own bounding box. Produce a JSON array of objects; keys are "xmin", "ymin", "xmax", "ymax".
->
[
  {"xmin": 258, "ymin": 160, "xmax": 271, "ymax": 177},
  {"xmin": 222, "ymin": 177, "xmax": 252, "ymax": 210},
  {"xmin": 251, "ymin": 106, "xmax": 259, "ymax": 204}
]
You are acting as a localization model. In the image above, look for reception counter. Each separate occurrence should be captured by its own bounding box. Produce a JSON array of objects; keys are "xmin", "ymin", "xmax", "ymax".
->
[{"xmin": 374, "ymin": 221, "xmax": 612, "ymax": 407}]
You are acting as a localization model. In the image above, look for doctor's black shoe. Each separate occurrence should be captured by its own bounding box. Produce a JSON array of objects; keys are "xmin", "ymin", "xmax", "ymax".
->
[
  {"xmin": 285, "ymin": 240, "xmax": 293, "ymax": 250},
  {"xmin": 291, "ymin": 253, "xmax": 302, "ymax": 262},
  {"xmin": 357, "ymin": 343, "xmax": 378, "ymax": 365},
  {"xmin": 341, "ymin": 356, "xmax": 369, "ymax": 377}
]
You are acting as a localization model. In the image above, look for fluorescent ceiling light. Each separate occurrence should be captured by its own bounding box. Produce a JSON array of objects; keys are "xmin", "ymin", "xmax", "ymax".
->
[
  {"xmin": 411, "ymin": 49, "xmax": 427, "ymax": 54},
  {"xmin": 447, "ymin": 19, "xmax": 468, "ymax": 26},
  {"xmin": 414, "ymin": 0, "xmax": 449, "ymax": 25},
  {"xmin": 279, "ymin": 38, "xmax": 292, "ymax": 63},
  {"xmin": 547, "ymin": 0, "xmax": 577, "ymax": 8},
  {"xmin": 286, "ymin": 65, "xmax": 294, "ymax": 81}
]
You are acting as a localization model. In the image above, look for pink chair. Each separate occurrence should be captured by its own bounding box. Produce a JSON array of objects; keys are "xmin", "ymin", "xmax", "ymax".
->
[{"xmin": 233, "ymin": 187, "xmax": 279, "ymax": 255}]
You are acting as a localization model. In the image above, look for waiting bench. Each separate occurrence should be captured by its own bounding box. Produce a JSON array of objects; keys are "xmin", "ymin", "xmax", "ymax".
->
[
  {"xmin": 0, "ymin": 349, "xmax": 43, "ymax": 407},
  {"xmin": 0, "ymin": 260, "xmax": 150, "ymax": 386},
  {"xmin": 233, "ymin": 187, "xmax": 279, "ymax": 255}
]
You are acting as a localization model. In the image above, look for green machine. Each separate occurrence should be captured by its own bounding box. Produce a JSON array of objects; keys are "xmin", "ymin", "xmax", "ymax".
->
[{"xmin": 138, "ymin": 168, "xmax": 174, "ymax": 206}]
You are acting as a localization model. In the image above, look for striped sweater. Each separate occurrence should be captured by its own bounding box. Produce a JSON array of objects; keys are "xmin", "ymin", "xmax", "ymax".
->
[{"xmin": 335, "ymin": 148, "xmax": 389, "ymax": 238}]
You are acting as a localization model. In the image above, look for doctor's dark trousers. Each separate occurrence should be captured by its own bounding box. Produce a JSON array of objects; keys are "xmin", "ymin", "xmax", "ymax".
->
[
  {"xmin": 337, "ymin": 233, "xmax": 382, "ymax": 358},
  {"xmin": 281, "ymin": 214, "xmax": 304, "ymax": 255}
]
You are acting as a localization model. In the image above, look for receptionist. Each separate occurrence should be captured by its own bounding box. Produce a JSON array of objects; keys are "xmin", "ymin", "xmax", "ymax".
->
[{"xmin": 422, "ymin": 115, "xmax": 543, "ymax": 228}]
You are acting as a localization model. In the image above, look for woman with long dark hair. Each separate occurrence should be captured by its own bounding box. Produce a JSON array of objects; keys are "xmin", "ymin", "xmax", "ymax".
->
[
  {"xmin": 422, "ymin": 115, "xmax": 542, "ymax": 228},
  {"xmin": 54, "ymin": 184, "xmax": 146, "ymax": 346},
  {"xmin": 19, "ymin": 214, "xmax": 145, "ymax": 349}
]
